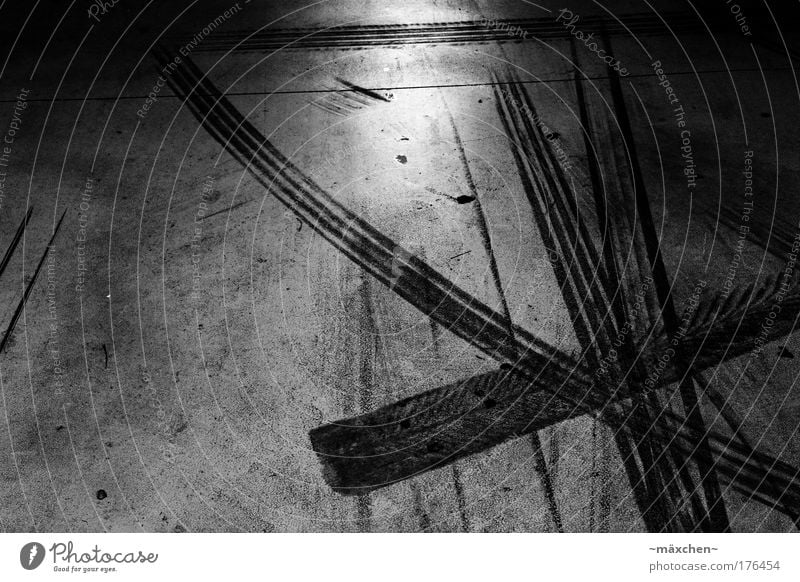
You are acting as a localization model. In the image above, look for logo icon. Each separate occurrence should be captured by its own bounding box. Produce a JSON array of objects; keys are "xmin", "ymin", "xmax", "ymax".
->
[{"xmin": 20, "ymin": 542, "xmax": 45, "ymax": 570}]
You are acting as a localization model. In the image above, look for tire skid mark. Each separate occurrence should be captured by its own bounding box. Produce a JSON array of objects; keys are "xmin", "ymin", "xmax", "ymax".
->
[
  {"xmin": 356, "ymin": 493, "xmax": 371, "ymax": 532},
  {"xmin": 450, "ymin": 464, "xmax": 470, "ymax": 532},
  {"xmin": 693, "ymin": 372, "xmax": 789, "ymax": 521},
  {"xmin": 436, "ymin": 84, "xmax": 560, "ymax": 531},
  {"xmin": 588, "ymin": 422, "xmax": 610, "ymax": 532},
  {"xmin": 568, "ymin": 57, "xmax": 699, "ymax": 531},
  {"xmin": 156, "ymin": 48, "xmax": 800, "ymax": 522},
  {"xmin": 334, "ymin": 78, "xmax": 392, "ymax": 103},
  {"xmin": 492, "ymin": 78, "xmax": 607, "ymax": 530},
  {"xmin": 702, "ymin": 202, "xmax": 796, "ymax": 259},
  {"xmin": 1, "ymin": 210, "xmax": 66, "ymax": 354},
  {"xmin": 157, "ymin": 46, "xmax": 571, "ymax": 373},
  {"xmin": 602, "ymin": 32, "xmax": 729, "ymax": 531},
  {"xmin": 0, "ymin": 207, "xmax": 33, "ymax": 282},
  {"xmin": 410, "ymin": 482, "xmax": 433, "ymax": 531},
  {"xmin": 310, "ymin": 78, "xmax": 389, "ymax": 118},
  {"xmin": 531, "ymin": 432, "xmax": 563, "ymax": 532},
  {"xmin": 495, "ymin": 75, "xmax": 666, "ymax": 531},
  {"xmin": 354, "ymin": 277, "xmax": 379, "ymax": 531},
  {"xmin": 167, "ymin": 12, "xmax": 703, "ymax": 53},
  {"xmin": 493, "ymin": 71, "xmax": 788, "ymax": 528}
]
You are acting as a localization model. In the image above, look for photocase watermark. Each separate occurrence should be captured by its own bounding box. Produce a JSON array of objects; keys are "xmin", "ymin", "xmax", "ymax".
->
[
  {"xmin": 724, "ymin": 0, "xmax": 753, "ymax": 37},
  {"xmin": 20, "ymin": 542, "xmax": 46, "ymax": 570},
  {"xmin": 479, "ymin": 17, "xmax": 529, "ymax": 39},
  {"xmin": 141, "ymin": 368, "xmax": 180, "ymax": 465},
  {"xmin": 191, "ymin": 175, "xmax": 215, "ymax": 302},
  {"xmin": 652, "ymin": 60, "xmax": 696, "ymax": 192},
  {"xmin": 555, "ymin": 8, "xmax": 629, "ymax": 76},
  {"xmin": 75, "ymin": 176, "xmax": 94, "ymax": 294},
  {"xmin": 87, "ymin": 0, "xmax": 121, "ymax": 22},
  {"xmin": 137, "ymin": 2, "xmax": 244, "ymax": 119},
  {"xmin": 753, "ymin": 226, "xmax": 800, "ymax": 355},
  {"xmin": 0, "ymin": 88, "xmax": 30, "ymax": 212},
  {"xmin": 137, "ymin": 66, "xmax": 172, "ymax": 120},
  {"xmin": 596, "ymin": 276, "xmax": 653, "ymax": 379},
  {"xmin": 22, "ymin": 540, "xmax": 159, "ymax": 574},
  {"xmin": 46, "ymin": 243, "xmax": 66, "ymax": 398},
  {"xmin": 643, "ymin": 279, "xmax": 707, "ymax": 390},
  {"xmin": 721, "ymin": 150, "xmax": 754, "ymax": 298}
]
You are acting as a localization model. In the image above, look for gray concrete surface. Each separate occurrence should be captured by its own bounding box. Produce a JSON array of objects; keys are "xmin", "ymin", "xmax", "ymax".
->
[{"xmin": 0, "ymin": 0, "xmax": 798, "ymax": 532}]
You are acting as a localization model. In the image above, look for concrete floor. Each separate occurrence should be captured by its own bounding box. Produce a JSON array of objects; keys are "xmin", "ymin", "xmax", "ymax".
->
[{"xmin": 0, "ymin": 0, "xmax": 799, "ymax": 532}]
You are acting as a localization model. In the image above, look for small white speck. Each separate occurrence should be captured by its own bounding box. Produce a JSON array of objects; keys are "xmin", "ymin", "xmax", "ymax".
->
[{"xmin": 383, "ymin": 67, "xmax": 389, "ymax": 72}]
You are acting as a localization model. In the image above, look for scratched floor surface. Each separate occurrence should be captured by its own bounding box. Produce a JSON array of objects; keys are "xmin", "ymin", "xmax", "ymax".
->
[{"xmin": 0, "ymin": 0, "xmax": 799, "ymax": 532}]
